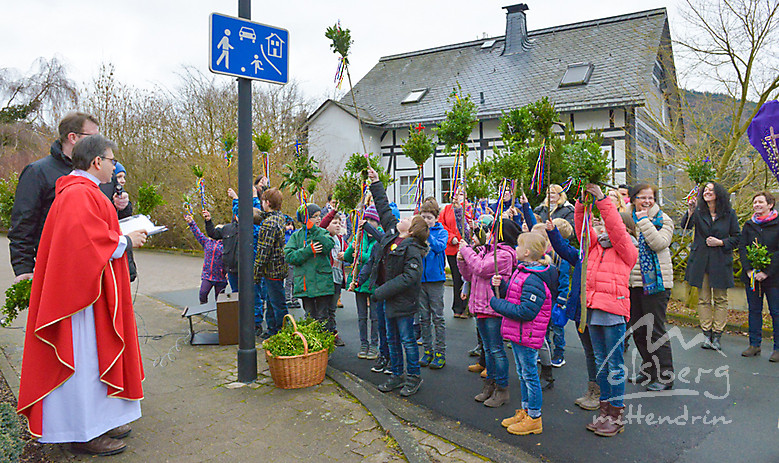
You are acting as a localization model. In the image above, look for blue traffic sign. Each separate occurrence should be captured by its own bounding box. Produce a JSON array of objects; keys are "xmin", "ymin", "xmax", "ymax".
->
[{"xmin": 209, "ymin": 13, "xmax": 289, "ymax": 84}]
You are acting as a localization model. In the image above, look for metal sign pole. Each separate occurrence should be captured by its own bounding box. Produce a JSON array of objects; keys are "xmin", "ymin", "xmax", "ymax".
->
[{"xmin": 236, "ymin": 0, "xmax": 257, "ymax": 383}]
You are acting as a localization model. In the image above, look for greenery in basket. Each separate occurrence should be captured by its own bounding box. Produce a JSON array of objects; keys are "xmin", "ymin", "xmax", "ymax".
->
[
  {"xmin": 2, "ymin": 279, "xmax": 32, "ymax": 328},
  {"xmin": 746, "ymin": 238, "xmax": 772, "ymax": 271},
  {"xmin": 685, "ymin": 155, "xmax": 716, "ymax": 185},
  {"xmin": 402, "ymin": 124, "xmax": 435, "ymax": 166},
  {"xmin": 0, "ymin": 402, "xmax": 24, "ymax": 463},
  {"xmin": 343, "ymin": 153, "xmax": 393, "ymax": 186},
  {"xmin": 564, "ymin": 139, "xmax": 610, "ymax": 187},
  {"xmin": 252, "ymin": 131, "xmax": 273, "ymax": 153},
  {"xmin": 436, "ymin": 83, "xmax": 478, "ymax": 153},
  {"xmin": 136, "ymin": 182, "xmax": 165, "ymax": 217},
  {"xmin": 332, "ymin": 172, "xmax": 363, "ymax": 212},
  {"xmin": 263, "ymin": 317, "xmax": 335, "ymax": 356}
]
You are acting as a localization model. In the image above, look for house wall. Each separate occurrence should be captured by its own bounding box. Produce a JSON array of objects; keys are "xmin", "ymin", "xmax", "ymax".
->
[{"xmin": 307, "ymin": 104, "xmax": 382, "ymax": 176}]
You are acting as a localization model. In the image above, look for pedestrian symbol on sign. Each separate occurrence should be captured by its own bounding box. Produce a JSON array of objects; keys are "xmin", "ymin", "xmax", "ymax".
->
[{"xmin": 216, "ymin": 29, "xmax": 234, "ymax": 69}]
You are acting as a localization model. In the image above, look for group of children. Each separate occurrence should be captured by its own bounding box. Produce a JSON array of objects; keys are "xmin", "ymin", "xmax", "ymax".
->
[{"xmin": 185, "ymin": 172, "xmax": 638, "ymax": 438}]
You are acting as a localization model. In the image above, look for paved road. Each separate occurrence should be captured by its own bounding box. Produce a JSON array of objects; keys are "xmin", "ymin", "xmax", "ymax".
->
[{"xmin": 134, "ymin": 248, "xmax": 779, "ymax": 463}]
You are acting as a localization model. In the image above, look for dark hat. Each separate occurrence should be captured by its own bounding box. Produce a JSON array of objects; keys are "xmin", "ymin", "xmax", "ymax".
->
[
  {"xmin": 363, "ymin": 205, "xmax": 380, "ymax": 223},
  {"xmin": 296, "ymin": 203, "xmax": 322, "ymax": 224},
  {"xmin": 496, "ymin": 219, "xmax": 521, "ymax": 247}
]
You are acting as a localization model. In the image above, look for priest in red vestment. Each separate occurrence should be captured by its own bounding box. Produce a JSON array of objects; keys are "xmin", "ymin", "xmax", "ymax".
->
[{"xmin": 17, "ymin": 134, "xmax": 148, "ymax": 456}]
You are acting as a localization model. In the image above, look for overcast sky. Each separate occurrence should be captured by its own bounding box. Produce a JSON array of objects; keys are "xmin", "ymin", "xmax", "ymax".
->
[{"xmin": 2, "ymin": 0, "xmax": 684, "ymax": 103}]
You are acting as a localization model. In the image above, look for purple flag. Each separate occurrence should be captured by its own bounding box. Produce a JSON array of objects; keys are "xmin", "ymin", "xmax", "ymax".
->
[{"xmin": 747, "ymin": 100, "xmax": 779, "ymax": 184}]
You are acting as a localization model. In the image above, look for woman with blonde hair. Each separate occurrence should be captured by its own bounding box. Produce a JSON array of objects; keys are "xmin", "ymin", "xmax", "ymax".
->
[{"xmin": 534, "ymin": 184, "xmax": 575, "ymax": 227}]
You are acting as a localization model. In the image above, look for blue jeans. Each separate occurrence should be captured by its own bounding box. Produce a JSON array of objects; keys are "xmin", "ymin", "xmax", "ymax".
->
[
  {"xmin": 386, "ymin": 315, "xmax": 420, "ymax": 376},
  {"xmin": 578, "ymin": 325, "xmax": 597, "ymax": 382},
  {"xmin": 476, "ymin": 317, "xmax": 509, "ymax": 388},
  {"xmin": 546, "ymin": 323, "xmax": 566, "ymax": 358},
  {"xmin": 264, "ymin": 278, "xmax": 288, "ymax": 335},
  {"xmin": 512, "ymin": 343, "xmax": 542, "ymax": 418},
  {"xmin": 589, "ymin": 322, "xmax": 627, "ymax": 407},
  {"xmin": 373, "ymin": 299, "xmax": 389, "ymax": 358},
  {"xmin": 746, "ymin": 285, "xmax": 779, "ymax": 350}
]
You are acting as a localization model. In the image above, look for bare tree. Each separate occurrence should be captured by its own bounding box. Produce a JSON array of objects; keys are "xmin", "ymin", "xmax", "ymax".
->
[{"xmin": 0, "ymin": 57, "xmax": 78, "ymax": 125}]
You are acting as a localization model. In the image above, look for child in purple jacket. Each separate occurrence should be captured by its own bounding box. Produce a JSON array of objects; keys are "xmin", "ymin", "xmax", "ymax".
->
[
  {"xmin": 457, "ymin": 218, "xmax": 518, "ymax": 408},
  {"xmin": 490, "ymin": 232, "xmax": 558, "ymax": 436},
  {"xmin": 186, "ymin": 214, "xmax": 227, "ymax": 304}
]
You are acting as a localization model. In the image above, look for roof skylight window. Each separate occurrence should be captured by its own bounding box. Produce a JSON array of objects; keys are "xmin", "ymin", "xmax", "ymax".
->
[
  {"xmin": 481, "ymin": 40, "xmax": 496, "ymax": 49},
  {"xmin": 401, "ymin": 88, "xmax": 428, "ymax": 104},
  {"xmin": 559, "ymin": 63, "xmax": 594, "ymax": 87}
]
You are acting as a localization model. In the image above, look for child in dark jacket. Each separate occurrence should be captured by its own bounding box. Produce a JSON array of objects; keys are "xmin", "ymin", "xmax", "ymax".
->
[
  {"xmin": 490, "ymin": 232, "xmax": 558, "ymax": 437},
  {"xmin": 366, "ymin": 167, "xmax": 430, "ymax": 397},
  {"xmin": 186, "ymin": 214, "xmax": 227, "ymax": 304}
]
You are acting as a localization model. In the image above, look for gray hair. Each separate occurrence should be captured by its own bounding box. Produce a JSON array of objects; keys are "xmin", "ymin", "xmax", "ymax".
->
[{"xmin": 71, "ymin": 134, "xmax": 117, "ymax": 170}]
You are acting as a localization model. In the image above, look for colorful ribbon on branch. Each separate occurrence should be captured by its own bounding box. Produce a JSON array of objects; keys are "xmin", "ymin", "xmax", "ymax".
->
[
  {"xmin": 404, "ymin": 165, "xmax": 425, "ymax": 213},
  {"xmin": 577, "ymin": 198, "xmax": 593, "ymax": 333},
  {"xmin": 334, "ymin": 56, "xmax": 346, "ymax": 89},
  {"xmin": 530, "ymin": 142, "xmax": 547, "ymax": 195},
  {"xmin": 488, "ymin": 179, "xmax": 510, "ymax": 245},
  {"xmin": 261, "ymin": 152, "xmax": 271, "ymax": 181},
  {"xmin": 197, "ymin": 178, "xmax": 207, "ymax": 210},
  {"xmin": 182, "ymin": 198, "xmax": 194, "ymax": 216},
  {"xmin": 451, "ymin": 143, "xmax": 466, "ymax": 200},
  {"xmin": 683, "ymin": 185, "xmax": 699, "ymax": 203},
  {"xmin": 223, "ymin": 148, "xmax": 234, "ymax": 167}
]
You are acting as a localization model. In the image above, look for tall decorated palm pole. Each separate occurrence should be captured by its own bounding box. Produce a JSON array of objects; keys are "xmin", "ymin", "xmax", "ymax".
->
[
  {"xmin": 402, "ymin": 124, "xmax": 435, "ymax": 213},
  {"xmin": 326, "ymin": 21, "xmax": 367, "ymax": 154},
  {"xmin": 280, "ymin": 147, "xmax": 321, "ymax": 245}
]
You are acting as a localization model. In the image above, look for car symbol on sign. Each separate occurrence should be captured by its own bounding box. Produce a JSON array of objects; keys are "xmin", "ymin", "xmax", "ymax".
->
[{"xmin": 239, "ymin": 27, "xmax": 256, "ymax": 43}]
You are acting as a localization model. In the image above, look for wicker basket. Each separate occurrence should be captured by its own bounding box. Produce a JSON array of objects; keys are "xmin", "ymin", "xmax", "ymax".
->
[{"xmin": 263, "ymin": 314, "xmax": 329, "ymax": 389}]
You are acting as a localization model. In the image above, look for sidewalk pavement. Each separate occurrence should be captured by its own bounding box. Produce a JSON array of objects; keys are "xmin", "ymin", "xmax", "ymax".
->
[{"xmin": 0, "ymin": 239, "xmax": 496, "ymax": 462}]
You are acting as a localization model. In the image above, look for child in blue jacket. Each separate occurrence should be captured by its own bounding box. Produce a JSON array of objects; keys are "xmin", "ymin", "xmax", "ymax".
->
[{"xmin": 418, "ymin": 199, "xmax": 448, "ymax": 369}]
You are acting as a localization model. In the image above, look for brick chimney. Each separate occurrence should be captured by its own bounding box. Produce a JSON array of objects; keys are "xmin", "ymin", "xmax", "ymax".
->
[{"xmin": 502, "ymin": 4, "xmax": 530, "ymax": 55}]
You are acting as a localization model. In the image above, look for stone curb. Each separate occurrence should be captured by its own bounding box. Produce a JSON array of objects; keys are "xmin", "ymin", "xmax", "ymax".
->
[
  {"xmin": 326, "ymin": 366, "xmax": 431, "ymax": 463},
  {"xmin": 328, "ymin": 366, "xmax": 540, "ymax": 463}
]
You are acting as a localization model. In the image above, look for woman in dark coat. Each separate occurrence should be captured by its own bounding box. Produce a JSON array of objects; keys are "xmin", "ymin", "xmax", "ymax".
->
[
  {"xmin": 534, "ymin": 184, "xmax": 575, "ymax": 228},
  {"xmin": 681, "ymin": 182, "xmax": 741, "ymax": 350},
  {"xmin": 738, "ymin": 191, "xmax": 779, "ymax": 362}
]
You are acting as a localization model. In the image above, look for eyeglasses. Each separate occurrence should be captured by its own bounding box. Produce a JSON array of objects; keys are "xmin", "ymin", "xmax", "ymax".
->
[
  {"xmin": 635, "ymin": 196, "xmax": 655, "ymax": 201},
  {"xmin": 100, "ymin": 156, "xmax": 118, "ymax": 166}
]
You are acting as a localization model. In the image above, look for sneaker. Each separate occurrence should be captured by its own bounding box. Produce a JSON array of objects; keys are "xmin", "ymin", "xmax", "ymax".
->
[
  {"xmin": 371, "ymin": 356, "xmax": 388, "ymax": 373},
  {"xmin": 742, "ymin": 345, "xmax": 761, "ymax": 357},
  {"xmin": 383, "ymin": 366, "xmax": 392, "ymax": 375},
  {"xmin": 334, "ymin": 335, "xmax": 345, "ymax": 347},
  {"xmin": 419, "ymin": 351, "xmax": 433, "ymax": 367},
  {"xmin": 358, "ymin": 347, "xmax": 369, "ymax": 359},
  {"xmin": 400, "ymin": 374, "xmax": 423, "ymax": 397},
  {"xmin": 416, "ymin": 338, "xmax": 423, "ymax": 346},
  {"xmin": 337, "ymin": 297, "xmax": 344, "ymax": 308},
  {"xmin": 770, "ymin": 351, "xmax": 779, "ymax": 363},
  {"xmin": 551, "ymin": 354, "xmax": 566, "ymax": 368},
  {"xmin": 365, "ymin": 347, "xmax": 379, "ymax": 360},
  {"xmin": 254, "ymin": 325, "xmax": 264, "ymax": 338},
  {"xmin": 468, "ymin": 345, "xmax": 482, "ymax": 357},
  {"xmin": 429, "ymin": 352, "xmax": 445, "ymax": 369},
  {"xmin": 378, "ymin": 375, "xmax": 405, "ymax": 393}
]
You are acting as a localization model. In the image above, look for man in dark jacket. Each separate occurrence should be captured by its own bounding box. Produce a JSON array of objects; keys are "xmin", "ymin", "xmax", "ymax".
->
[{"xmin": 9, "ymin": 112, "xmax": 100, "ymax": 282}]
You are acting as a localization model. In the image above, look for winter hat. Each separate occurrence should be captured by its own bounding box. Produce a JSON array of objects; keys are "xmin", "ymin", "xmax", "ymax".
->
[
  {"xmin": 296, "ymin": 203, "xmax": 322, "ymax": 224},
  {"xmin": 497, "ymin": 218, "xmax": 521, "ymax": 247},
  {"xmin": 363, "ymin": 205, "xmax": 380, "ymax": 223},
  {"xmin": 114, "ymin": 162, "xmax": 126, "ymax": 176},
  {"xmin": 479, "ymin": 214, "xmax": 495, "ymax": 228}
]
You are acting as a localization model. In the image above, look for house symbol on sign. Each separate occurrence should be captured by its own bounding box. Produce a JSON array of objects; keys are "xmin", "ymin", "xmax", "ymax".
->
[{"xmin": 266, "ymin": 33, "xmax": 285, "ymax": 58}]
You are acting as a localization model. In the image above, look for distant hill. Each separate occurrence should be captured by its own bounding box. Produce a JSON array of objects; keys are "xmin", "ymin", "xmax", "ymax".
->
[{"xmin": 681, "ymin": 88, "xmax": 758, "ymax": 141}]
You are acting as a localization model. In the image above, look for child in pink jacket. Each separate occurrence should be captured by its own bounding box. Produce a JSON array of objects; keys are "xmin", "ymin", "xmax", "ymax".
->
[{"xmin": 457, "ymin": 218, "xmax": 518, "ymax": 408}]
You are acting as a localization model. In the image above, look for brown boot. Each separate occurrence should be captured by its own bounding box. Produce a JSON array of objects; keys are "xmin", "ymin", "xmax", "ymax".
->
[
  {"xmin": 507, "ymin": 415, "xmax": 543, "ymax": 435},
  {"xmin": 105, "ymin": 424, "xmax": 132, "ymax": 439},
  {"xmin": 575, "ymin": 381, "xmax": 600, "ymax": 411},
  {"xmin": 594, "ymin": 403, "xmax": 625, "ymax": 437},
  {"xmin": 467, "ymin": 363, "xmax": 485, "ymax": 373},
  {"xmin": 484, "ymin": 385, "xmax": 510, "ymax": 408},
  {"xmin": 71, "ymin": 435, "xmax": 127, "ymax": 456},
  {"xmin": 501, "ymin": 409, "xmax": 528, "ymax": 428},
  {"xmin": 474, "ymin": 379, "xmax": 496, "ymax": 402},
  {"xmin": 480, "ymin": 368, "xmax": 488, "ymax": 378},
  {"xmin": 586, "ymin": 401, "xmax": 610, "ymax": 432}
]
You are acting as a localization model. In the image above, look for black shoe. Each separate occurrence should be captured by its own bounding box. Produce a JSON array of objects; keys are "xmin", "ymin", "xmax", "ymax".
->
[
  {"xmin": 371, "ymin": 356, "xmax": 388, "ymax": 373},
  {"xmin": 540, "ymin": 365, "xmax": 554, "ymax": 390},
  {"xmin": 334, "ymin": 334, "xmax": 345, "ymax": 347},
  {"xmin": 468, "ymin": 345, "xmax": 482, "ymax": 357},
  {"xmin": 628, "ymin": 372, "xmax": 651, "ymax": 385},
  {"xmin": 254, "ymin": 325, "xmax": 264, "ymax": 337},
  {"xmin": 260, "ymin": 331, "xmax": 272, "ymax": 340},
  {"xmin": 378, "ymin": 375, "xmax": 405, "ymax": 392},
  {"xmin": 646, "ymin": 381, "xmax": 673, "ymax": 391},
  {"xmin": 701, "ymin": 330, "xmax": 714, "ymax": 349},
  {"xmin": 710, "ymin": 332, "xmax": 722, "ymax": 351},
  {"xmin": 400, "ymin": 374, "xmax": 423, "ymax": 397}
]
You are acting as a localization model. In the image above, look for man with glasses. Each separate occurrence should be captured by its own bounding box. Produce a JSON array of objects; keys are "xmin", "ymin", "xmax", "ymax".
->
[
  {"xmin": 9, "ymin": 112, "xmax": 100, "ymax": 283},
  {"xmin": 17, "ymin": 134, "xmax": 147, "ymax": 456}
]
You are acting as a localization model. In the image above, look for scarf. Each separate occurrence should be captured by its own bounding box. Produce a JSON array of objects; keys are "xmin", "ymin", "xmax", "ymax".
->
[
  {"xmin": 634, "ymin": 210, "xmax": 665, "ymax": 295},
  {"xmin": 752, "ymin": 209, "xmax": 778, "ymax": 225}
]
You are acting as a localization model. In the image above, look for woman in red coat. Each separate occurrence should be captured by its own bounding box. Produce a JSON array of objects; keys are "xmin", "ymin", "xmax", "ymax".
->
[{"xmin": 439, "ymin": 190, "xmax": 469, "ymax": 317}]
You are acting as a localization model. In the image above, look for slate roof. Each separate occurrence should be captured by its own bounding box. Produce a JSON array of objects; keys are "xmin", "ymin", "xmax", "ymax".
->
[{"xmin": 328, "ymin": 8, "xmax": 668, "ymax": 129}]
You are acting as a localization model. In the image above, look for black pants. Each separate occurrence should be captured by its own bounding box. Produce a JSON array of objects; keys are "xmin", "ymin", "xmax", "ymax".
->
[
  {"xmin": 302, "ymin": 296, "xmax": 333, "ymax": 330},
  {"xmin": 446, "ymin": 255, "xmax": 466, "ymax": 315},
  {"xmin": 628, "ymin": 288, "xmax": 674, "ymax": 383}
]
